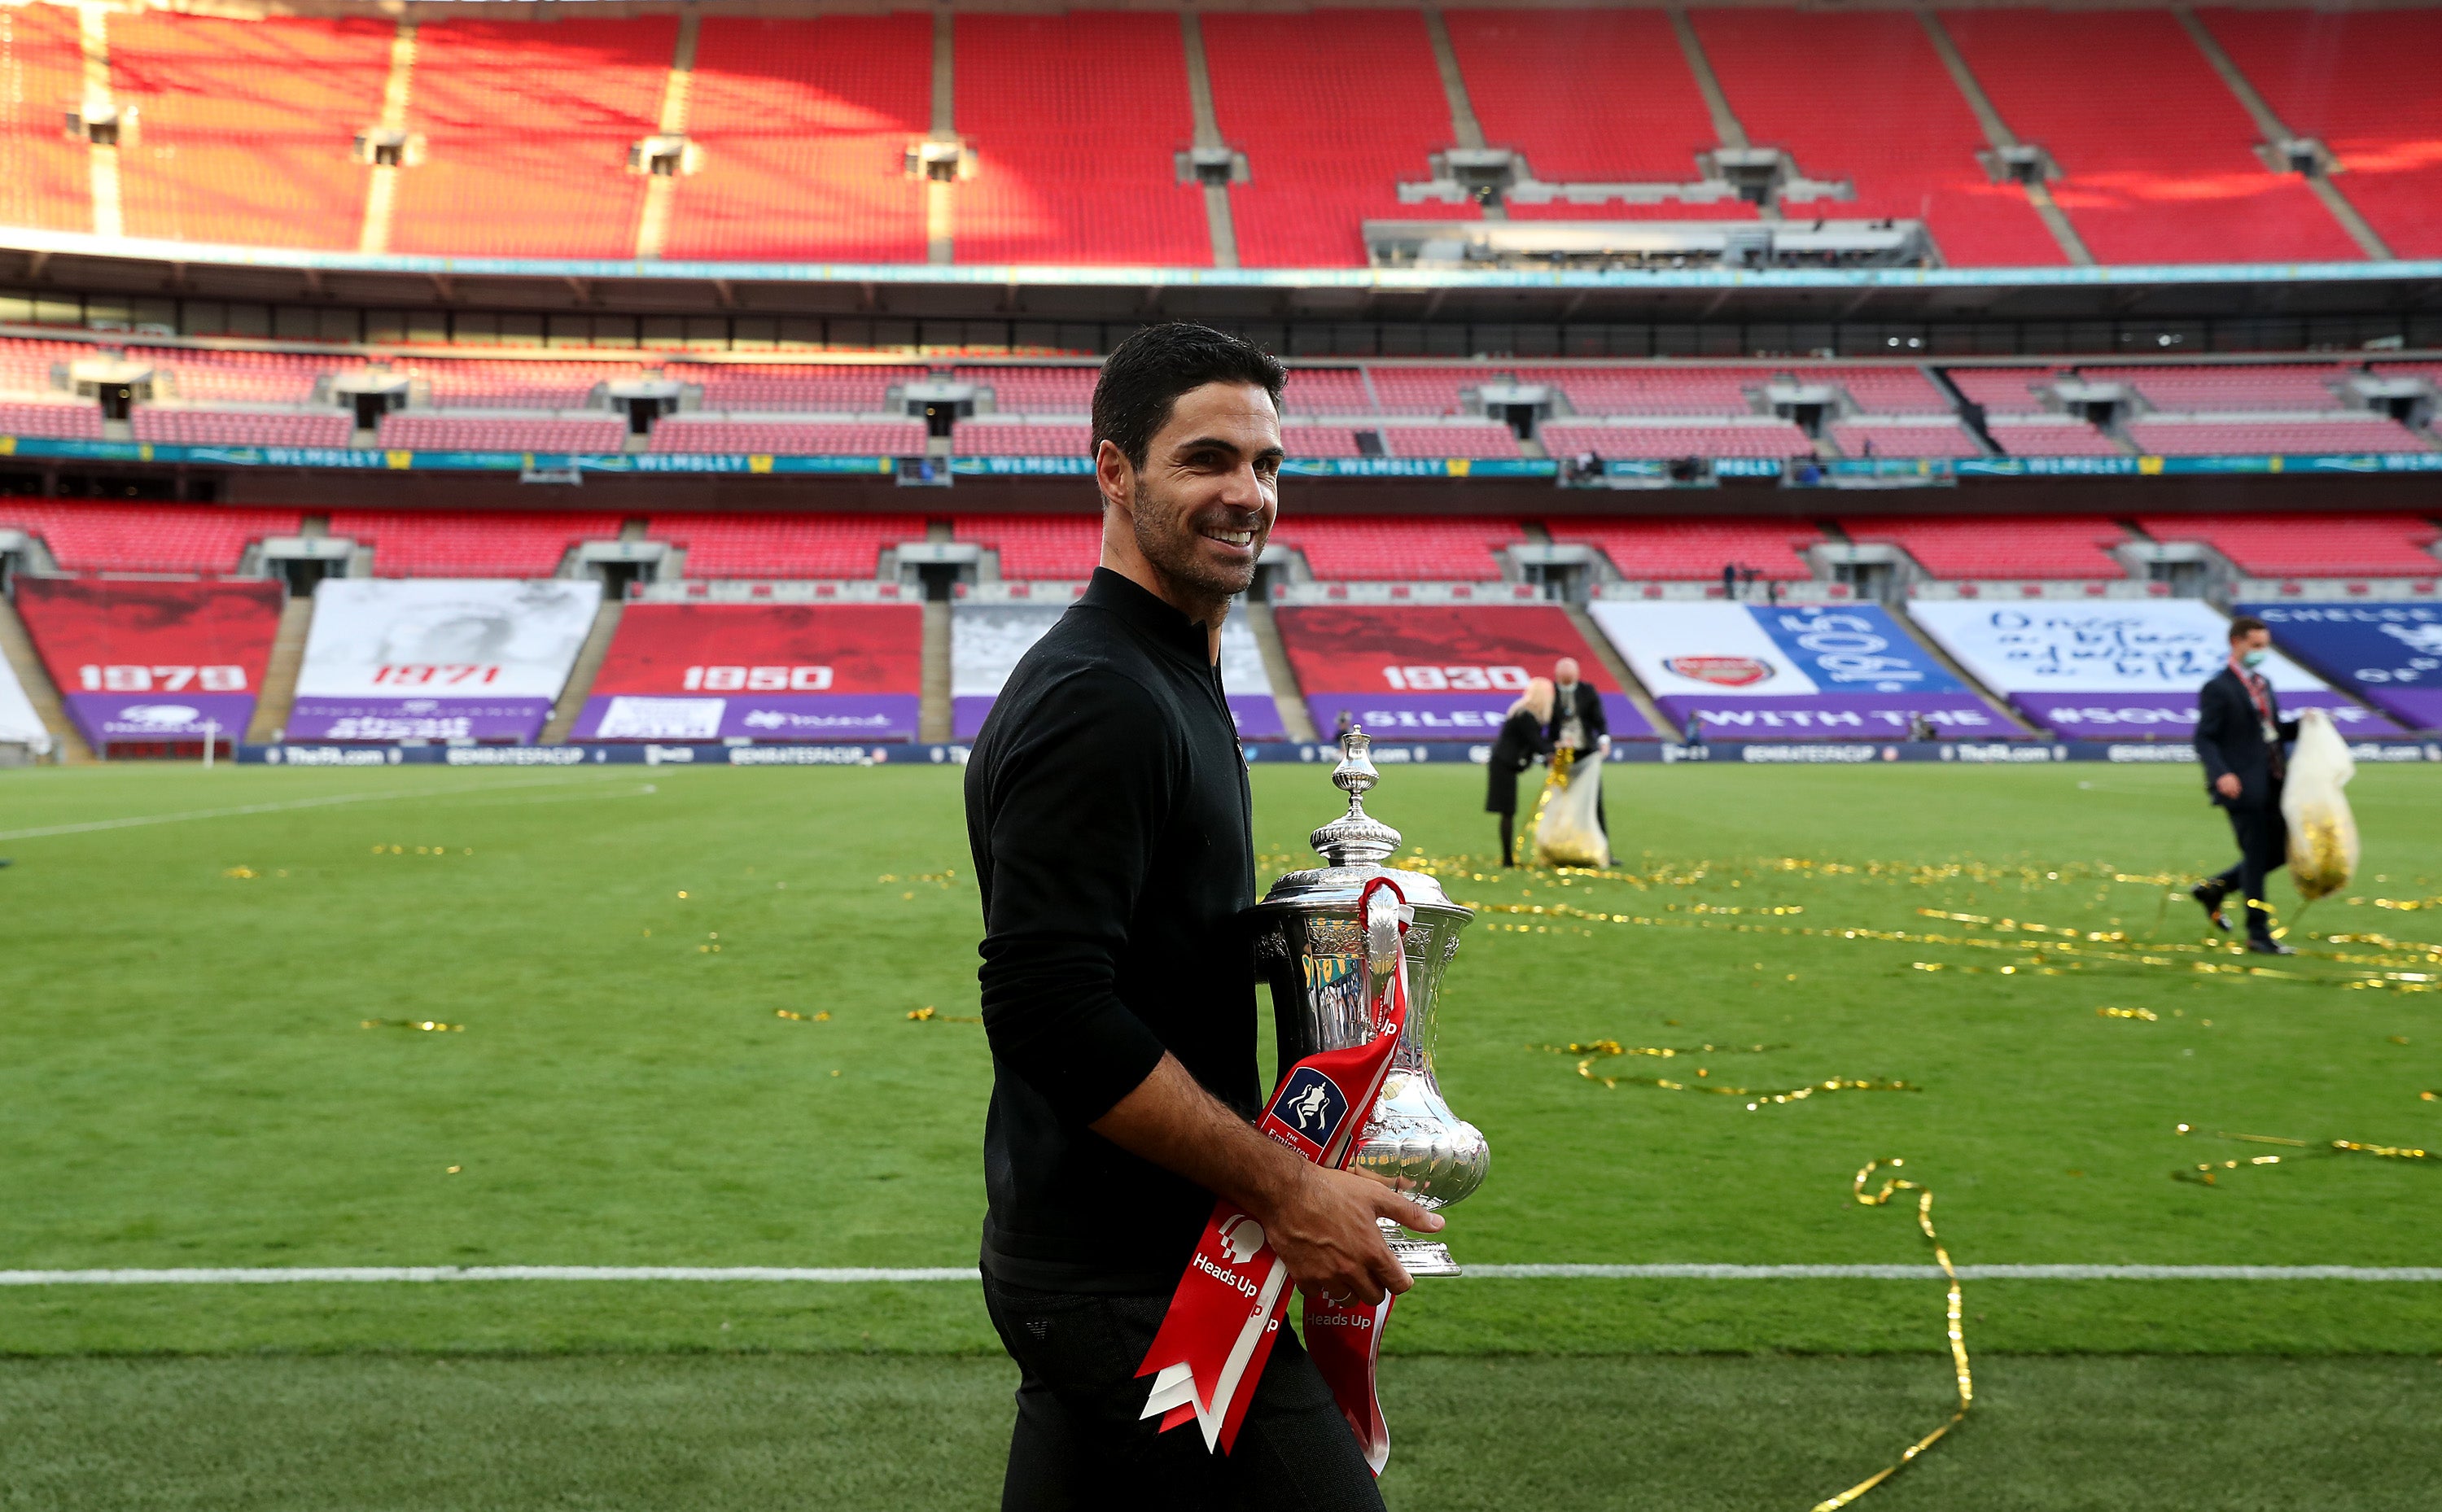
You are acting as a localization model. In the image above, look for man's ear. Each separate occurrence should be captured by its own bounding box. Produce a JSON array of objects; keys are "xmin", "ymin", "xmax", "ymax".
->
[{"xmin": 1095, "ymin": 439, "xmax": 1134, "ymax": 514}]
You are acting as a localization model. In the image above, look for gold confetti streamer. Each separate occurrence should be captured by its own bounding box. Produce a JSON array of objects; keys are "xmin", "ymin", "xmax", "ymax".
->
[
  {"xmin": 361, "ymin": 1019, "xmax": 463, "ymax": 1033},
  {"xmin": 1542, "ymin": 1039, "xmax": 1781, "ymax": 1060},
  {"xmin": 774, "ymin": 1009, "xmax": 829, "ymax": 1023},
  {"xmin": 2096, "ymin": 1007, "xmax": 2158, "ymax": 1020},
  {"xmin": 222, "ymin": 866, "xmax": 256, "ymax": 879},
  {"xmin": 2172, "ymin": 1125, "xmax": 2431, "ymax": 1183},
  {"xmin": 1813, "ymin": 1158, "xmax": 1970, "ymax": 1512},
  {"xmin": 907, "ymin": 1007, "xmax": 984, "ymax": 1024}
]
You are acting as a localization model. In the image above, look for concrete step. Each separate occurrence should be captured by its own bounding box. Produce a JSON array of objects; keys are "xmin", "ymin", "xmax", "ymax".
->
[
  {"xmin": 0, "ymin": 590, "xmax": 92, "ymax": 762},
  {"xmin": 245, "ymin": 592, "xmax": 317, "ymax": 744},
  {"xmin": 540, "ymin": 598, "xmax": 624, "ymax": 745},
  {"xmin": 1241, "ymin": 598, "xmax": 1315, "ymax": 743},
  {"xmin": 920, "ymin": 598, "xmax": 953, "ymax": 742}
]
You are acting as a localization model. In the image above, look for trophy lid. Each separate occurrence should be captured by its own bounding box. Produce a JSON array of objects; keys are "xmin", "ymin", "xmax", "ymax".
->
[{"xmin": 1254, "ymin": 727, "xmax": 1464, "ymax": 916}]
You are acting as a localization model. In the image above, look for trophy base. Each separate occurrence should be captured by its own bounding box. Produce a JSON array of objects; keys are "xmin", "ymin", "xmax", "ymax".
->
[{"xmin": 1384, "ymin": 1226, "xmax": 1461, "ymax": 1278}]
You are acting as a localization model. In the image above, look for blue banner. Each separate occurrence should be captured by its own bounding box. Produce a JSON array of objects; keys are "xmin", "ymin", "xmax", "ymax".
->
[
  {"xmin": 1746, "ymin": 605, "xmax": 1966, "ymax": 693},
  {"xmin": 2239, "ymin": 601, "xmax": 2442, "ymax": 731}
]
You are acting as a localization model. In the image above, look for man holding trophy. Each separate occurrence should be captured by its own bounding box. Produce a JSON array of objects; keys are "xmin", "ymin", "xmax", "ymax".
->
[{"xmin": 965, "ymin": 325, "xmax": 1440, "ymax": 1509}]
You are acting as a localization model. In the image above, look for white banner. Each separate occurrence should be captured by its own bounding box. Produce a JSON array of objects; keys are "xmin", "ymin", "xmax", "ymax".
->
[
  {"xmin": 296, "ymin": 579, "xmax": 604, "ymax": 700},
  {"xmin": 952, "ymin": 601, "xmax": 1274, "ymax": 699},
  {"xmin": 1907, "ymin": 600, "xmax": 2325, "ymax": 693},
  {"xmin": 0, "ymin": 649, "xmax": 50, "ymax": 749},
  {"xmin": 1587, "ymin": 602, "xmax": 1819, "ymax": 697}
]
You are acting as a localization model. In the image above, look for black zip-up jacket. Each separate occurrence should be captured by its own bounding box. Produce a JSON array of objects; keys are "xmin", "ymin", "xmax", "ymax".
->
[
  {"xmin": 965, "ymin": 568, "xmax": 1257, "ymax": 1292},
  {"xmin": 2195, "ymin": 665, "xmax": 2298, "ymax": 812}
]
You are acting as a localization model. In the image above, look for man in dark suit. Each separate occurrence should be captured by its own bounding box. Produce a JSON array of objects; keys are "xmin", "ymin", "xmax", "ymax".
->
[
  {"xmin": 1547, "ymin": 657, "xmax": 1610, "ymax": 838},
  {"xmin": 2192, "ymin": 614, "xmax": 2300, "ymax": 955}
]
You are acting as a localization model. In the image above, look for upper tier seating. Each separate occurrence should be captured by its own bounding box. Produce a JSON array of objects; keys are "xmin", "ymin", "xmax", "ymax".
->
[
  {"xmin": 2135, "ymin": 513, "xmax": 2442, "ymax": 577},
  {"xmin": 1840, "ymin": 515, "xmax": 2131, "ymax": 579},
  {"xmin": 1546, "ymin": 518, "xmax": 1823, "ymax": 580},
  {"xmin": 108, "ymin": 13, "xmax": 392, "ymax": 250},
  {"xmin": 954, "ymin": 513, "xmax": 1103, "ymax": 579},
  {"xmin": 327, "ymin": 509, "xmax": 625, "ymax": 577},
  {"xmin": 2121, "ymin": 416, "xmax": 2427, "ymax": 456},
  {"xmin": 1204, "ymin": 10, "xmax": 1473, "ymax": 268},
  {"xmin": 131, "ymin": 409, "xmax": 353, "ymax": 447},
  {"xmin": 376, "ymin": 414, "xmax": 628, "ymax": 452},
  {"xmin": 1368, "ymin": 368, "xmax": 1488, "ymax": 417},
  {"xmin": 1280, "ymin": 426, "xmax": 1367, "ymax": 459},
  {"xmin": 0, "ymin": 339, "xmax": 101, "ymax": 396},
  {"xmin": 2201, "ymin": 8, "xmax": 2442, "ymax": 259},
  {"xmin": 1695, "ymin": 10, "xmax": 2064, "ymax": 267},
  {"xmin": 1384, "ymin": 422, "xmax": 1524, "ymax": 459},
  {"xmin": 671, "ymin": 364, "xmax": 924, "ymax": 413},
  {"xmin": 952, "ymin": 421, "xmax": 1093, "ymax": 457},
  {"xmin": 654, "ymin": 512, "xmax": 926, "ymax": 579},
  {"xmin": 957, "ymin": 367, "xmax": 1096, "ymax": 412},
  {"xmin": 1942, "ymin": 9, "xmax": 2361, "ymax": 264},
  {"xmin": 1983, "ymin": 416, "xmax": 2128, "ymax": 457},
  {"xmin": 1945, "ymin": 368, "xmax": 2068, "ymax": 415},
  {"xmin": 956, "ymin": 14, "xmax": 1209, "ymax": 266},
  {"xmin": 1823, "ymin": 367, "xmax": 1956, "ymax": 415},
  {"xmin": 1266, "ymin": 516, "xmax": 1524, "ymax": 580},
  {"xmin": 2085, "ymin": 365, "xmax": 2352, "ymax": 412},
  {"xmin": 1281, "ymin": 369, "xmax": 1375, "ymax": 417},
  {"xmin": 0, "ymin": 402, "xmax": 105, "ymax": 439},
  {"xmin": 648, "ymin": 419, "xmax": 926, "ymax": 456},
  {"xmin": 409, "ymin": 360, "xmax": 637, "ymax": 409},
  {"xmin": 390, "ymin": 17, "xmax": 676, "ymax": 258},
  {"xmin": 0, "ymin": 503, "xmax": 302, "ymax": 573},
  {"xmin": 0, "ymin": 5, "xmax": 94, "ymax": 234},
  {"xmin": 663, "ymin": 15, "xmax": 930, "ymax": 263},
  {"xmin": 1538, "ymin": 420, "xmax": 1811, "ymax": 459},
  {"xmin": 1446, "ymin": 9, "xmax": 1723, "ymax": 184},
  {"xmin": 1828, "ymin": 421, "xmax": 1983, "ymax": 460},
  {"xmin": 1521, "ymin": 366, "xmax": 1771, "ymax": 416},
  {"xmin": 142, "ymin": 347, "xmax": 333, "ymax": 404}
]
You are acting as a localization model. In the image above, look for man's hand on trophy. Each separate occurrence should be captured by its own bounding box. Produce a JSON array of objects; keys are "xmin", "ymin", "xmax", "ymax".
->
[{"xmin": 1262, "ymin": 1164, "xmax": 1440, "ymax": 1304}]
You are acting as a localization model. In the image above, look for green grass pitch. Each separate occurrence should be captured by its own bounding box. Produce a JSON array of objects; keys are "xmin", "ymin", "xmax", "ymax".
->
[{"xmin": 1, "ymin": 759, "xmax": 2435, "ymax": 1508}]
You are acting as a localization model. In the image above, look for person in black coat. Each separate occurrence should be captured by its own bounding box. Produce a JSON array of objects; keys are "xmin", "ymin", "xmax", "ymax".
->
[
  {"xmin": 2192, "ymin": 615, "xmax": 2300, "ymax": 954},
  {"xmin": 1546, "ymin": 657, "xmax": 1612, "ymax": 837},
  {"xmin": 1487, "ymin": 677, "xmax": 1555, "ymax": 867}
]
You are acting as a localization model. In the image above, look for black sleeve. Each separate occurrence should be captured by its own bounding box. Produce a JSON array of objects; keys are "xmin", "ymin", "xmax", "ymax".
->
[
  {"xmin": 1582, "ymin": 686, "xmax": 1609, "ymax": 741},
  {"xmin": 2194, "ymin": 679, "xmax": 2234, "ymax": 787},
  {"xmin": 975, "ymin": 670, "xmax": 1174, "ymax": 1127}
]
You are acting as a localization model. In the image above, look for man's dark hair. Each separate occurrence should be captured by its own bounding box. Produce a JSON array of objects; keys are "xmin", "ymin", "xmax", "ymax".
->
[
  {"xmin": 1091, "ymin": 323, "xmax": 1285, "ymax": 470},
  {"xmin": 2228, "ymin": 614, "xmax": 2269, "ymax": 641}
]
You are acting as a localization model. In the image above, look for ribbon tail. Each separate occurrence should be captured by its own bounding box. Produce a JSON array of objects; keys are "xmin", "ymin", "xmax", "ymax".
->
[{"xmin": 1303, "ymin": 1289, "xmax": 1394, "ymax": 1476}]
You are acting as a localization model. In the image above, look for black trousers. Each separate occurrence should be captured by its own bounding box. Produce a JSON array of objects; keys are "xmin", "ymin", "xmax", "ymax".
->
[
  {"xmin": 982, "ymin": 1269, "xmax": 1386, "ymax": 1512},
  {"xmin": 2211, "ymin": 803, "xmax": 2289, "ymax": 942}
]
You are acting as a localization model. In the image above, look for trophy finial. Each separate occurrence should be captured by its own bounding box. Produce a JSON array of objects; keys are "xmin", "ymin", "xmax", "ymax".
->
[{"xmin": 1311, "ymin": 726, "xmax": 1403, "ymax": 867}]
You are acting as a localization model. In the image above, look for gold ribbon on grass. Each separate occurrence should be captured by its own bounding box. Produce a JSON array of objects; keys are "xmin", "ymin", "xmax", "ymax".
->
[
  {"xmin": 2173, "ymin": 1126, "xmax": 2431, "ymax": 1183},
  {"xmin": 1549, "ymin": 1042, "xmax": 1915, "ymax": 1109},
  {"xmin": 1811, "ymin": 1157, "xmax": 1972, "ymax": 1512}
]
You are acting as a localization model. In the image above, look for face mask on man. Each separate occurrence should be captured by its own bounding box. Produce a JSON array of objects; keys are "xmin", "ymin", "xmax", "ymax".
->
[{"xmin": 2239, "ymin": 649, "xmax": 2269, "ymax": 669}]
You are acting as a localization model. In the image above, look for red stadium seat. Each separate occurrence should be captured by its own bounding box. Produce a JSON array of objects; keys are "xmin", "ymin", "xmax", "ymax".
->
[
  {"xmin": 131, "ymin": 409, "xmax": 354, "ymax": 447},
  {"xmin": 0, "ymin": 5, "xmax": 95, "ymax": 234},
  {"xmin": 1840, "ymin": 516, "xmax": 2130, "ymax": 579},
  {"xmin": 955, "ymin": 514, "xmax": 1104, "ymax": 580},
  {"xmin": 649, "ymin": 419, "xmax": 926, "ymax": 456},
  {"xmin": 1267, "ymin": 517, "xmax": 1523, "ymax": 581},
  {"xmin": 0, "ymin": 502, "xmax": 302, "ymax": 573},
  {"xmin": 2134, "ymin": 513, "xmax": 2442, "ymax": 577},
  {"xmin": 376, "ymin": 413, "xmax": 628, "ymax": 452},
  {"xmin": 2122, "ymin": 417, "xmax": 2426, "ymax": 457},
  {"xmin": 326, "ymin": 509, "xmax": 624, "ymax": 577},
  {"xmin": 655, "ymin": 513, "xmax": 926, "ymax": 579},
  {"xmin": 1545, "ymin": 519, "xmax": 1823, "ymax": 581},
  {"xmin": 1538, "ymin": 421, "xmax": 1811, "ymax": 459}
]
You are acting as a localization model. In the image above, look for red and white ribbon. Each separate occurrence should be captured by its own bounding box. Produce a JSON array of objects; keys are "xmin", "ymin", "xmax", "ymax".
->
[{"xmin": 1136, "ymin": 877, "xmax": 1411, "ymax": 1469}]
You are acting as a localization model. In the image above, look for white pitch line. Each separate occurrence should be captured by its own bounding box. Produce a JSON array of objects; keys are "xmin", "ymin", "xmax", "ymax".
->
[
  {"xmin": 0, "ymin": 776, "xmax": 628, "ymax": 841},
  {"xmin": 1, "ymin": 1264, "xmax": 2435, "ymax": 1286}
]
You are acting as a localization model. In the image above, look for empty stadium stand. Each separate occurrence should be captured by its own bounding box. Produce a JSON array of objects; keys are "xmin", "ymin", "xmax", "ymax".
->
[
  {"xmin": 0, "ymin": 402, "xmax": 104, "ymax": 439},
  {"xmin": 672, "ymin": 364, "xmax": 923, "ymax": 413},
  {"xmin": 2134, "ymin": 513, "xmax": 2442, "ymax": 577},
  {"xmin": 655, "ymin": 512, "xmax": 925, "ymax": 579},
  {"xmin": 1828, "ymin": 420, "xmax": 1983, "ymax": 460},
  {"xmin": 389, "ymin": 17, "xmax": 676, "ymax": 259},
  {"xmin": 663, "ymin": 15, "xmax": 930, "ymax": 264},
  {"xmin": 954, "ymin": 513, "xmax": 1102, "ymax": 580},
  {"xmin": 1382, "ymin": 422, "xmax": 1523, "ymax": 459},
  {"xmin": 1946, "ymin": 368, "xmax": 2069, "ymax": 415},
  {"xmin": 108, "ymin": 12, "xmax": 393, "ymax": 250},
  {"xmin": 0, "ymin": 3, "xmax": 94, "ymax": 235},
  {"xmin": 2202, "ymin": 8, "xmax": 2442, "ymax": 258},
  {"xmin": 2084, "ymin": 365, "xmax": 2352, "ymax": 412},
  {"xmin": 649, "ymin": 419, "xmax": 925, "ymax": 456},
  {"xmin": 1538, "ymin": 420, "xmax": 1811, "ymax": 459},
  {"xmin": 1523, "ymin": 367, "xmax": 1772, "ymax": 416},
  {"xmin": 1983, "ymin": 415, "xmax": 2127, "ymax": 457},
  {"xmin": 1267, "ymin": 516, "xmax": 1523, "ymax": 580},
  {"xmin": 952, "ymin": 421, "xmax": 1092, "ymax": 457},
  {"xmin": 327, "ymin": 509, "xmax": 624, "ymax": 577},
  {"xmin": 130, "ymin": 409, "xmax": 353, "ymax": 447},
  {"xmin": 1545, "ymin": 518, "xmax": 1822, "ymax": 580},
  {"xmin": 1280, "ymin": 369, "xmax": 1374, "ymax": 417},
  {"xmin": 1202, "ymin": 10, "xmax": 1474, "ymax": 268},
  {"xmin": 1941, "ymin": 9, "xmax": 2362, "ymax": 264},
  {"xmin": 411, "ymin": 359, "xmax": 635, "ymax": 409},
  {"xmin": 1840, "ymin": 515, "xmax": 2130, "ymax": 579},
  {"xmin": 1278, "ymin": 425, "xmax": 1367, "ymax": 460},
  {"xmin": 957, "ymin": 366, "xmax": 1096, "ymax": 412},
  {"xmin": 1445, "ymin": 9, "xmax": 1721, "ymax": 186},
  {"xmin": 956, "ymin": 13, "xmax": 1210, "ymax": 266},
  {"xmin": 1694, "ymin": 9, "xmax": 2065, "ymax": 267},
  {"xmin": 0, "ymin": 503, "xmax": 301, "ymax": 574},
  {"xmin": 140, "ymin": 347, "xmax": 332, "ymax": 404},
  {"xmin": 2121, "ymin": 415, "xmax": 2427, "ymax": 456},
  {"xmin": 376, "ymin": 413, "xmax": 628, "ymax": 452}
]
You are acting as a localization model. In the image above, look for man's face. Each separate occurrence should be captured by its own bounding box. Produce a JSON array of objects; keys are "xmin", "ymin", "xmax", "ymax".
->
[
  {"xmin": 2234, "ymin": 628, "xmax": 2271, "ymax": 659},
  {"xmin": 1109, "ymin": 381, "xmax": 1282, "ymax": 604},
  {"xmin": 1554, "ymin": 658, "xmax": 1580, "ymax": 686}
]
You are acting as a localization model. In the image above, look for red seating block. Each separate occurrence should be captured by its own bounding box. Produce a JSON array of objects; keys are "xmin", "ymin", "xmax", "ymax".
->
[
  {"xmin": 672, "ymin": 365, "xmax": 924, "ymax": 413},
  {"xmin": 1829, "ymin": 422, "xmax": 1981, "ymax": 460},
  {"xmin": 1840, "ymin": 515, "xmax": 2129, "ymax": 579},
  {"xmin": 1538, "ymin": 422, "xmax": 1810, "ymax": 459},
  {"xmin": 955, "ymin": 514, "xmax": 1104, "ymax": 580},
  {"xmin": 1267, "ymin": 517, "xmax": 1523, "ymax": 581},
  {"xmin": 2135, "ymin": 513, "xmax": 2442, "ymax": 577},
  {"xmin": 952, "ymin": 422, "xmax": 1093, "ymax": 457},
  {"xmin": 108, "ymin": 13, "xmax": 394, "ymax": 250},
  {"xmin": 1282, "ymin": 369, "xmax": 1373, "ymax": 416},
  {"xmin": 655, "ymin": 512, "xmax": 926, "ymax": 579},
  {"xmin": 956, "ymin": 367, "xmax": 1096, "ymax": 413},
  {"xmin": 131, "ymin": 409, "xmax": 353, "ymax": 447},
  {"xmin": 326, "ymin": 509, "xmax": 624, "ymax": 577},
  {"xmin": 0, "ymin": 502, "xmax": 302, "ymax": 573},
  {"xmin": 1383, "ymin": 422, "xmax": 1522, "ymax": 459},
  {"xmin": 1946, "ymin": 367, "xmax": 2071, "ymax": 415},
  {"xmin": 1446, "ymin": 9, "xmax": 1718, "ymax": 182},
  {"xmin": 1983, "ymin": 417, "xmax": 2126, "ymax": 457},
  {"xmin": 1546, "ymin": 518, "xmax": 1823, "ymax": 581},
  {"xmin": 1942, "ymin": 9, "xmax": 2361, "ymax": 264},
  {"xmin": 649, "ymin": 420, "xmax": 924, "ymax": 456},
  {"xmin": 956, "ymin": 14, "xmax": 1209, "ymax": 267},
  {"xmin": 0, "ymin": 5, "xmax": 94, "ymax": 234},
  {"xmin": 1518, "ymin": 366, "xmax": 1773, "ymax": 416},
  {"xmin": 664, "ymin": 15, "xmax": 930, "ymax": 263},
  {"xmin": 376, "ymin": 414, "xmax": 628, "ymax": 452},
  {"xmin": 2082, "ymin": 365, "xmax": 2351, "ymax": 413},
  {"xmin": 391, "ymin": 17, "xmax": 676, "ymax": 258},
  {"xmin": 0, "ymin": 403, "xmax": 103, "ymax": 439},
  {"xmin": 2122, "ymin": 417, "xmax": 2427, "ymax": 457}
]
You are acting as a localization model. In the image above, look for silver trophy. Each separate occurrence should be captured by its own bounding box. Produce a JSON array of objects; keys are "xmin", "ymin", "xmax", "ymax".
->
[{"xmin": 1248, "ymin": 728, "xmax": 1489, "ymax": 1276}]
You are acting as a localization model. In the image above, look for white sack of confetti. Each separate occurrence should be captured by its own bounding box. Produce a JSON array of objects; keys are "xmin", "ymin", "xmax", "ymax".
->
[
  {"xmin": 1533, "ymin": 749, "xmax": 1611, "ymax": 869},
  {"xmin": 2281, "ymin": 708, "xmax": 2358, "ymax": 901}
]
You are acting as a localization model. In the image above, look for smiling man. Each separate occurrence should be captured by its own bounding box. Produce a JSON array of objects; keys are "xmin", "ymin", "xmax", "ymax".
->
[{"xmin": 964, "ymin": 325, "xmax": 1433, "ymax": 1510}]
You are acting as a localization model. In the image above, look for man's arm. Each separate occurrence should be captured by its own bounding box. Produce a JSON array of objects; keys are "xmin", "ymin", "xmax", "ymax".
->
[
  {"xmin": 2194, "ymin": 678, "xmax": 2238, "ymax": 798},
  {"xmin": 1582, "ymin": 685, "xmax": 1612, "ymax": 750},
  {"xmin": 1093, "ymin": 1055, "xmax": 1439, "ymax": 1304}
]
